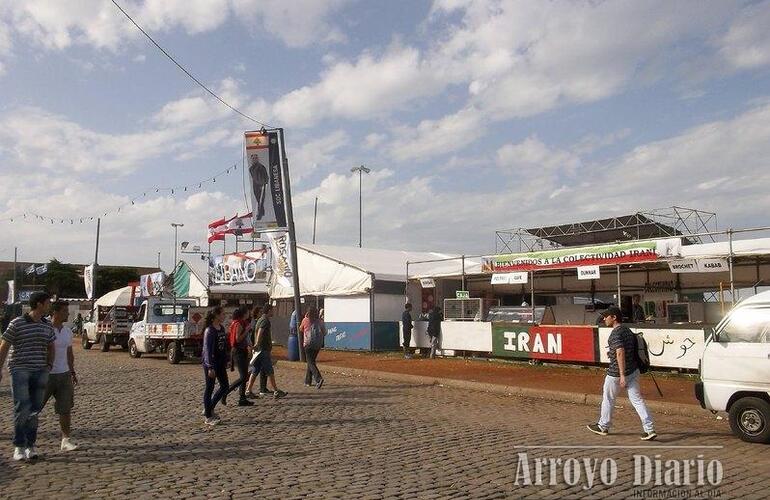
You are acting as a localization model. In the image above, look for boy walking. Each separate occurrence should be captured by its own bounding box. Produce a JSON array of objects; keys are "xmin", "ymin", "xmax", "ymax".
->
[
  {"xmin": 587, "ymin": 307, "xmax": 656, "ymax": 440},
  {"xmin": 246, "ymin": 304, "xmax": 287, "ymax": 399},
  {"xmin": 43, "ymin": 301, "xmax": 79, "ymax": 451}
]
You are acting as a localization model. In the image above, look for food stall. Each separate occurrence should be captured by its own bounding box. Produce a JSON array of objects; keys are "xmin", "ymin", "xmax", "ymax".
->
[{"xmin": 405, "ymin": 231, "xmax": 770, "ymax": 370}]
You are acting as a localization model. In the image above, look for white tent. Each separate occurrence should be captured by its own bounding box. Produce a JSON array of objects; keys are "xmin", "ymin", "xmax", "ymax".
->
[
  {"xmin": 94, "ymin": 286, "xmax": 133, "ymax": 307},
  {"xmin": 269, "ymin": 244, "xmax": 479, "ymax": 298}
]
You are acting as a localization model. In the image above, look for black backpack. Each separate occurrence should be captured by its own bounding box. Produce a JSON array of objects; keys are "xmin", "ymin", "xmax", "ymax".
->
[{"xmin": 633, "ymin": 331, "xmax": 651, "ymax": 374}]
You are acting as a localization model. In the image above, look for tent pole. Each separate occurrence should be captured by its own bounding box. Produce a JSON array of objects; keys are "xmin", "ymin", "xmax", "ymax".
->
[
  {"xmin": 728, "ymin": 228, "xmax": 736, "ymax": 303},
  {"xmin": 405, "ymin": 261, "xmax": 409, "ymax": 304},
  {"xmin": 616, "ymin": 265, "xmax": 621, "ymax": 312},
  {"xmin": 461, "ymin": 256, "xmax": 466, "ymax": 292},
  {"xmin": 530, "ymin": 271, "xmax": 535, "ymax": 324}
]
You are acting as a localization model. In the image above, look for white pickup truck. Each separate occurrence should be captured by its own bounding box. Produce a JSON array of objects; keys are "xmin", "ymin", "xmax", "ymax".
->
[
  {"xmin": 127, "ymin": 298, "xmax": 202, "ymax": 364},
  {"xmin": 696, "ymin": 291, "xmax": 770, "ymax": 443},
  {"xmin": 82, "ymin": 305, "xmax": 138, "ymax": 352}
]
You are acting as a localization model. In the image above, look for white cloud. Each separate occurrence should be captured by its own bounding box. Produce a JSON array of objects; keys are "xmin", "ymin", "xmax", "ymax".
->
[
  {"xmin": 718, "ymin": 0, "xmax": 770, "ymax": 70},
  {"xmin": 232, "ymin": 0, "xmax": 350, "ymax": 48},
  {"xmin": 392, "ymin": 107, "xmax": 484, "ymax": 162},
  {"xmin": 289, "ymin": 130, "xmax": 349, "ymax": 181},
  {"xmin": 0, "ymin": 0, "xmax": 350, "ymax": 73},
  {"xmin": 0, "ymin": 174, "xmax": 244, "ymax": 267},
  {"xmin": 288, "ymin": 102, "xmax": 770, "ymax": 254},
  {"xmin": 272, "ymin": 44, "xmax": 440, "ymax": 127}
]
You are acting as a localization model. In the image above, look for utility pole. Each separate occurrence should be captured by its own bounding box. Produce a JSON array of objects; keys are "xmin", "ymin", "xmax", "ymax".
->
[
  {"xmin": 350, "ymin": 165, "xmax": 371, "ymax": 248},
  {"xmin": 278, "ymin": 128, "xmax": 305, "ymax": 361},
  {"xmin": 12, "ymin": 246, "xmax": 17, "ymax": 304},
  {"xmin": 91, "ymin": 218, "xmax": 100, "ymax": 310},
  {"xmin": 157, "ymin": 252, "xmax": 161, "ymax": 271},
  {"xmin": 312, "ymin": 196, "xmax": 318, "ymax": 245}
]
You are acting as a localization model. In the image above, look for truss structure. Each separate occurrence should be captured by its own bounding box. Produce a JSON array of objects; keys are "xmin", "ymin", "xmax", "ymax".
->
[{"xmin": 495, "ymin": 206, "xmax": 718, "ymax": 254}]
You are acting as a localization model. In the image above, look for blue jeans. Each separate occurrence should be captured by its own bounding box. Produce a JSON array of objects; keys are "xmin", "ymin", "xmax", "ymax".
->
[
  {"xmin": 598, "ymin": 369, "xmax": 654, "ymax": 433},
  {"xmin": 11, "ymin": 368, "xmax": 49, "ymax": 448}
]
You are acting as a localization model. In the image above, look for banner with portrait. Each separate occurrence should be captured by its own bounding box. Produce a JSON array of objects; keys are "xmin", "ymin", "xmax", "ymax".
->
[{"xmin": 244, "ymin": 131, "xmax": 287, "ymax": 230}]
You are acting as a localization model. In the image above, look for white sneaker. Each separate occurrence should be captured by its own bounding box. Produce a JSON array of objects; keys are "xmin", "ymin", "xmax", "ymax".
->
[
  {"xmin": 61, "ymin": 438, "xmax": 78, "ymax": 452},
  {"xmin": 24, "ymin": 447, "xmax": 39, "ymax": 459},
  {"xmin": 12, "ymin": 447, "xmax": 25, "ymax": 461},
  {"xmin": 204, "ymin": 417, "xmax": 220, "ymax": 426}
]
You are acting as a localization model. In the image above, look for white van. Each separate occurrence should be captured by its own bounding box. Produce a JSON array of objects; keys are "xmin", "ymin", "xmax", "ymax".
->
[{"xmin": 696, "ymin": 291, "xmax": 770, "ymax": 443}]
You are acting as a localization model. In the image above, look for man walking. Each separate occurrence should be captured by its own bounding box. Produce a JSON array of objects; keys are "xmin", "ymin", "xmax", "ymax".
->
[
  {"xmin": 43, "ymin": 301, "xmax": 79, "ymax": 451},
  {"xmin": 427, "ymin": 306, "xmax": 442, "ymax": 359},
  {"xmin": 246, "ymin": 304, "xmax": 287, "ymax": 399},
  {"xmin": 0, "ymin": 292, "xmax": 55, "ymax": 460},
  {"xmin": 226, "ymin": 306, "xmax": 254, "ymax": 406},
  {"xmin": 587, "ymin": 306, "xmax": 656, "ymax": 440},
  {"xmin": 402, "ymin": 303, "xmax": 413, "ymax": 359}
]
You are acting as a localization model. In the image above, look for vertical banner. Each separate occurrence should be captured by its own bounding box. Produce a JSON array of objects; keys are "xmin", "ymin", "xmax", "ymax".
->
[
  {"xmin": 245, "ymin": 131, "xmax": 287, "ymax": 229},
  {"xmin": 84, "ymin": 264, "xmax": 95, "ymax": 299},
  {"xmin": 6, "ymin": 280, "xmax": 15, "ymax": 304},
  {"xmin": 267, "ymin": 231, "xmax": 293, "ymax": 288}
]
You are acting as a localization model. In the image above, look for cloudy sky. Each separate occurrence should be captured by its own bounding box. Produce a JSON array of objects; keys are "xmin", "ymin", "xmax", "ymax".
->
[{"xmin": 1, "ymin": 0, "xmax": 770, "ymax": 268}]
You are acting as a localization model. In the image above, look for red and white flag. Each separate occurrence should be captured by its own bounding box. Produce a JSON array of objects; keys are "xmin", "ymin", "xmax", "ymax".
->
[
  {"xmin": 208, "ymin": 216, "xmax": 229, "ymax": 243},
  {"xmin": 226, "ymin": 213, "xmax": 254, "ymax": 236}
]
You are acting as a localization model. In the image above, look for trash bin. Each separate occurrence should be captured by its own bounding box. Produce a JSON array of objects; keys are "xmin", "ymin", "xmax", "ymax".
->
[{"xmin": 287, "ymin": 334, "xmax": 299, "ymax": 361}]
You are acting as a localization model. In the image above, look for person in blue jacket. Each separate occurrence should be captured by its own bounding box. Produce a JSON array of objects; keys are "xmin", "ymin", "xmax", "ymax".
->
[{"xmin": 202, "ymin": 307, "xmax": 229, "ymax": 426}]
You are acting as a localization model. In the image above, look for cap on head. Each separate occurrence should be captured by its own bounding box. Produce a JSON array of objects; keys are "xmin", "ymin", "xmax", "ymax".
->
[{"xmin": 601, "ymin": 306, "xmax": 622, "ymax": 320}]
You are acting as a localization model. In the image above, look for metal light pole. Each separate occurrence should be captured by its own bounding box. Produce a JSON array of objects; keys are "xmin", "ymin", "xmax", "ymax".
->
[{"xmin": 350, "ymin": 165, "xmax": 371, "ymax": 248}]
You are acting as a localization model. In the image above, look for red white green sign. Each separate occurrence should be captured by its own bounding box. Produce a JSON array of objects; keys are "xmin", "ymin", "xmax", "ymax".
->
[
  {"xmin": 482, "ymin": 238, "xmax": 681, "ymax": 273},
  {"xmin": 492, "ymin": 323, "xmax": 597, "ymax": 362}
]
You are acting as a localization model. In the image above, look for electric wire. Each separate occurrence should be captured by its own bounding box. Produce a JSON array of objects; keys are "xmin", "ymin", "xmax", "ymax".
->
[{"xmin": 110, "ymin": 0, "xmax": 273, "ymax": 129}]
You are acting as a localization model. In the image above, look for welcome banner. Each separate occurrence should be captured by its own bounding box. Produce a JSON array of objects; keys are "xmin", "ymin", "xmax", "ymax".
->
[{"xmin": 482, "ymin": 238, "xmax": 681, "ymax": 273}]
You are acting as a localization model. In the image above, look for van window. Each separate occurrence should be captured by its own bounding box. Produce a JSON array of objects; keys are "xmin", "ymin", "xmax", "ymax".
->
[{"xmin": 718, "ymin": 307, "xmax": 770, "ymax": 343}]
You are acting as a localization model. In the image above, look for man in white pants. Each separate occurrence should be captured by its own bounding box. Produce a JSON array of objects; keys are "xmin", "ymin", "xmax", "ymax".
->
[{"xmin": 587, "ymin": 306, "xmax": 656, "ymax": 440}]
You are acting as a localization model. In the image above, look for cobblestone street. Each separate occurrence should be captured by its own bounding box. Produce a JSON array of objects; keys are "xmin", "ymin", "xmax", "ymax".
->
[{"xmin": 1, "ymin": 347, "xmax": 768, "ymax": 499}]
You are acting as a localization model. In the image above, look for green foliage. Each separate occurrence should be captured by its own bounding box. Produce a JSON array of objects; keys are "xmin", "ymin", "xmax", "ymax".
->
[
  {"xmin": 95, "ymin": 266, "xmax": 140, "ymax": 297},
  {"xmin": 45, "ymin": 259, "xmax": 82, "ymax": 297}
]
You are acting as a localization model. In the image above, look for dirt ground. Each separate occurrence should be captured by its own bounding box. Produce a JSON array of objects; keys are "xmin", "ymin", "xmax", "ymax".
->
[{"xmin": 272, "ymin": 347, "xmax": 700, "ymax": 406}]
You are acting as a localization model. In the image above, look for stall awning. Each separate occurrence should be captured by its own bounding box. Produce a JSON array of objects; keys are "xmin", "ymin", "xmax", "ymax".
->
[{"xmin": 270, "ymin": 244, "xmax": 467, "ymax": 298}]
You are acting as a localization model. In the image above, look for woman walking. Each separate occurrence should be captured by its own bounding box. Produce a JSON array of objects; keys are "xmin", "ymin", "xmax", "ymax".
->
[
  {"xmin": 202, "ymin": 307, "xmax": 229, "ymax": 425},
  {"xmin": 226, "ymin": 306, "xmax": 254, "ymax": 406},
  {"xmin": 302, "ymin": 307, "xmax": 326, "ymax": 389}
]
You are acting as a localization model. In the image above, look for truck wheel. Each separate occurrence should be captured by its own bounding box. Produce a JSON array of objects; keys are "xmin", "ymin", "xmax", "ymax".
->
[
  {"xmin": 128, "ymin": 340, "xmax": 141, "ymax": 359},
  {"xmin": 729, "ymin": 397, "xmax": 770, "ymax": 443},
  {"xmin": 168, "ymin": 341, "xmax": 182, "ymax": 364},
  {"xmin": 99, "ymin": 335, "xmax": 110, "ymax": 352},
  {"xmin": 82, "ymin": 334, "xmax": 92, "ymax": 350}
]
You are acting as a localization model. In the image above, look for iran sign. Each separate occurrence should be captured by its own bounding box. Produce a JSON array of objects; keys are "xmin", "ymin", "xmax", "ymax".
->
[
  {"xmin": 492, "ymin": 323, "xmax": 597, "ymax": 363},
  {"xmin": 482, "ymin": 238, "xmax": 681, "ymax": 273}
]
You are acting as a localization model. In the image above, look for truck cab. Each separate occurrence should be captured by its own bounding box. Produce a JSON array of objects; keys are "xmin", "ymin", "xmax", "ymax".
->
[
  {"xmin": 696, "ymin": 291, "xmax": 770, "ymax": 443},
  {"xmin": 82, "ymin": 305, "xmax": 138, "ymax": 352},
  {"xmin": 128, "ymin": 298, "xmax": 201, "ymax": 364}
]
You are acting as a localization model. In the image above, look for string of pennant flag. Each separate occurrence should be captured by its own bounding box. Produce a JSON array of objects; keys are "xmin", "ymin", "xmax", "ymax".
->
[{"xmin": 0, "ymin": 163, "xmax": 240, "ymax": 225}]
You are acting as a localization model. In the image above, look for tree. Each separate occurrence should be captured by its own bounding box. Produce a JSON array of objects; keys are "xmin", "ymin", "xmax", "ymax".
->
[
  {"xmin": 95, "ymin": 266, "xmax": 140, "ymax": 298},
  {"xmin": 44, "ymin": 259, "xmax": 82, "ymax": 297}
]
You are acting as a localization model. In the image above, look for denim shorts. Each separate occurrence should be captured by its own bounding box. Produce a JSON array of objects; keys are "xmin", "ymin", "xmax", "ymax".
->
[{"xmin": 249, "ymin": 351, "xmax": 274, "ymax": 376}]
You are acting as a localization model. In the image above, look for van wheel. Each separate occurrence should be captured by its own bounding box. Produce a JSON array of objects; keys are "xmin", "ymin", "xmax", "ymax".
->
[
  {"xmin": 128, "ymin": 340, "xmax": 141, "ymax": 359},
  {"xmin": 729, "ymin": 397, "xmax": 770, "ymax": 443},
  {"xmin": 82, "ymin": 334, "xmax": 92, "ymax": 350},
  {"xmin": 99, "ymin": 335, "xmax": 110, "ymax": 352},
  {"xmin": 168, "ymin": 342, "xmax": 182, "ymax": 364}
]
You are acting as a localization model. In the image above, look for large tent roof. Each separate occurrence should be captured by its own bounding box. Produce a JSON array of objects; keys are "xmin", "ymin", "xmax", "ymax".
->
[{"xmin": 269, "ymin": 244, "xmax": 482, "ymax": 298}]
